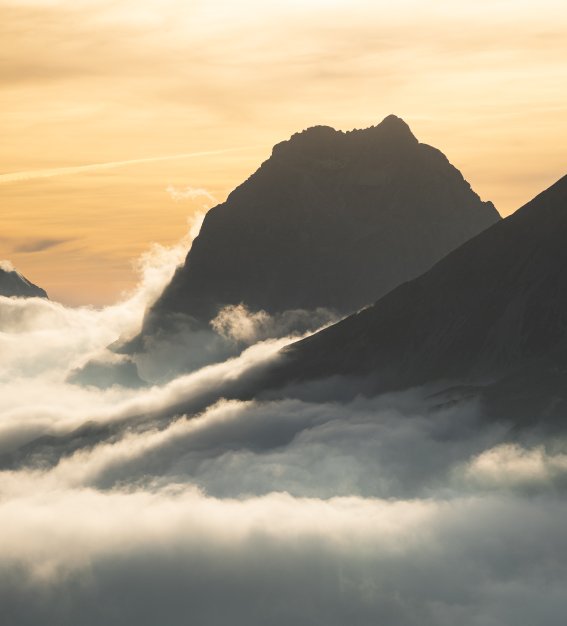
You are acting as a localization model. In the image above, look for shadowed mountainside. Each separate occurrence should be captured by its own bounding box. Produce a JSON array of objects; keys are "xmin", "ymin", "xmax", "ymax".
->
[
  {"xmin": 262, "ymin": 175, "xmax": 567, "ymax": 423},
  {"xmin": 132, "ymin": 115, "xmax": 499, "ymax": 351}
]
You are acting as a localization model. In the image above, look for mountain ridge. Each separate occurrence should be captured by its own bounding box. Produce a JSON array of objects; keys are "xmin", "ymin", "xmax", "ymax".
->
[
  {"xmin": 130, "ymin": 114, "xmax": 499, "ymax": 361},
  {"xmin": 259, "ymin": 174, "xmax": 567, "ymax": 420}
]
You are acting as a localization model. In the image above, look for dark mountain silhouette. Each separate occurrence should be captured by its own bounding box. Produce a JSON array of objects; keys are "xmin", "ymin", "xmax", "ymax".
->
[
  {"xmin": 263, "ymin": 175, "xmax": 567, "ymax": 423},
  {"xmin": 0, "ymin": 265, "xmax": 47, "ymax": 298},
  {"xmin": 132, "ymin": 115, "xmax": 499, "ymax": 351}
]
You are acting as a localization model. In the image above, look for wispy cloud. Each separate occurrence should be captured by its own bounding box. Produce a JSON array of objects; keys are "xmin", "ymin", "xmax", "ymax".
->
[
  {"xmin": 0, "ymin": 260, "xmax": 15, "ymax": 272},
  {"xmin": 0, "ymin": 147, "xmax": 257, "ymax": 185},
  {"xmin": 165, "ymin": 185, "xmax": 217, "ymax": 204},
  {"xmin": 13, "ymin": 238, "xmax": 73, "ymax": 253}
]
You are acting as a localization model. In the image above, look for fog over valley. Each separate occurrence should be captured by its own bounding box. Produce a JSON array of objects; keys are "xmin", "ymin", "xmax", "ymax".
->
[{"xmin": 2, "ymin": 170, "xmax": 567, "ymax": 624}]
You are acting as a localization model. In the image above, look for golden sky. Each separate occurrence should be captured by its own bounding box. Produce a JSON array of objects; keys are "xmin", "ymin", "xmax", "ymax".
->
[{"xmin": 1, "ymin": 0, "xmax": 566, "ymax": 305}]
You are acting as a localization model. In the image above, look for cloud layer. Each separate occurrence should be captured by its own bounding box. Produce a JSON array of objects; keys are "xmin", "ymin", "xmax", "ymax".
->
[{"xmin": 1, "ymin": 235, "xmax": 567, "ymax": 625}]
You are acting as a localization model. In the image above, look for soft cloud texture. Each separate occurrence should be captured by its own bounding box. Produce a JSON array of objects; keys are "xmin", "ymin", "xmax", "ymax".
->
[
  {"xmin": 1, "ymin": 233, "xmax": 567, "ymax": 625},
  {"xmin": 0, "ymin": 260, "xmax": 15, "ymax": 272},
  {"xmin": 2, "ymin": 395, "xmax": 567, "ymax": 626},
  {"xmin": 165, "ymin": 184, "xmax": 217, "ymax": 204}
]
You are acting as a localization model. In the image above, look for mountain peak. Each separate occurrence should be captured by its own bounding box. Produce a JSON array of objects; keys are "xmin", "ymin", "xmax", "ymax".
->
[
  {"xmin": 272, "ymin": 115, "xmax": 417, "ymax": 160},
  {"xmin": 128, "ymin": 117, "xmax": 499, "ymax": 377},
  {"xmin": 0, "ymin": 263, "xmax": 48, "ymax": 298},
  {"xmin": 373, "ymin": 114, "xmax": 416, "ymax": 141}
]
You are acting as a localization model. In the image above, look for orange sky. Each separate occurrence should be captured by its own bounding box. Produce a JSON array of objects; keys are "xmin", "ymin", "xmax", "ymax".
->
[{"xmin": 1, "ymin": 0, "xmax": 566, "ymax": 305}]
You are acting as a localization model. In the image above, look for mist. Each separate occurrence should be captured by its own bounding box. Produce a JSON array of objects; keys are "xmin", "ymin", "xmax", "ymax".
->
[{"xmin": 1, "ymin": 232, "xmax": 567, "ymax": 626}]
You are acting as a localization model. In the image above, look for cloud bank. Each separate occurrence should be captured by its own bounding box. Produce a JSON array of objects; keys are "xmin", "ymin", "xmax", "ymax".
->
[{"xmin": 1, "ymin": 233, "xmax": 566, "ymax": 625}]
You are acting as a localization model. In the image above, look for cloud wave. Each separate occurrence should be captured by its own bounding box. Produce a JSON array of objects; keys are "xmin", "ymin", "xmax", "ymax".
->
[{"xmin": 1, "ymin": 231, "xmax": 567, "ymax": 625}]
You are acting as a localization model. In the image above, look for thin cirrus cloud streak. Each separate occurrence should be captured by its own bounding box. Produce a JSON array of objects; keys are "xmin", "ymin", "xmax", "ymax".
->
[{"xmin": 0, "ymin": 146, "xmax": 259, "ymax": 185}]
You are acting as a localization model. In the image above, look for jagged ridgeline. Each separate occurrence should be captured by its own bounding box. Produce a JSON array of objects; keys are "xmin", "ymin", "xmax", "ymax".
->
[{"xmin": 131, "ymin": 115, "xmax": 499, "ymax": 351}]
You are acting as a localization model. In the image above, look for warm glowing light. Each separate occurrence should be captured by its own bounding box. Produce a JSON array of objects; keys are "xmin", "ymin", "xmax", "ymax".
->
[{"xmin": 1, "ymin": 0, "xmax": 566, "ymax": 304}]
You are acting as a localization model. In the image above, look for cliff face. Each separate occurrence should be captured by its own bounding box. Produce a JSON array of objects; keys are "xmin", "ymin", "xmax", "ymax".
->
[
  {"xmin": 266, "ymin": 175, "xmax": 567, "ymax": 416},
  {"xmin": 138, "ymin": 115, "xmax": 498, "ymax": 346},
  {"xmin": 0, "ymin": 265, "xmax": 47, "ymax": 299}
]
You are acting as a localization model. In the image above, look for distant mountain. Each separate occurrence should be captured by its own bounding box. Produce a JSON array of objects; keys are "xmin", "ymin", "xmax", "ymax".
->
[
  {"xmin": 132, "ymin": 115, "xmax": 499, "ymax": 352},
  {"xmin": 264, "ymin": 175, "xmax": 567, "ymax": 423},
  {"xmin": 0, "ymin": 264, "xmax": 47, "ymax": 298}
]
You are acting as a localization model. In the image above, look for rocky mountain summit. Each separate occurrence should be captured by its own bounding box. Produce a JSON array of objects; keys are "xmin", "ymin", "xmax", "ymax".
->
[{"xmin": 132, "ymin": 115, "xmax": 499, "ymax": 356}]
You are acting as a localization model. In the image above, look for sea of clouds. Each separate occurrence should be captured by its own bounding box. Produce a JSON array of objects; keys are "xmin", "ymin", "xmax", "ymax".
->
[{"xmin": 1, "ymin": 226, "xmax": 567, "ymax": 625}]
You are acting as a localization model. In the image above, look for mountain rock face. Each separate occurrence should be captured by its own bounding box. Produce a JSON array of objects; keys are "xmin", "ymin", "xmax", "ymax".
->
[
  {"xmin": 136, "ymin": 115, "xmax": 499, "ymax": 347},
  {"xmin": 265, "ymin": 175, "xmax": 567, "ymax": 420},
  {"xmin": 0, "ymin": 264, "xmax": 47, "ymax": 298}
]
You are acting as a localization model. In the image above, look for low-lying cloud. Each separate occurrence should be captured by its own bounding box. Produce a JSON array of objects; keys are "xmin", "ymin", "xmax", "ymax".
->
[
  {"xmin": 1, "ymin": 233, "xmax": 567, "ymax": 625},
  {"xmin": 211, "ymin": 303, "xmax": 337, "ymax": 344}
]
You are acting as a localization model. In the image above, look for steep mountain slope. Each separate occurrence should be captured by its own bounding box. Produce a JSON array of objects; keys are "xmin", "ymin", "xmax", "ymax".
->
[
  {"xmin": 137, "ymin": 115, "xmax": 498, "ymax": 345},
  {"xmin": 0, "ymin": 264, "xmax": 47, "ymax": 298},
  {"xmin": 266, "ymin": 175, "xmax": 567, "ymax": 408}
]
